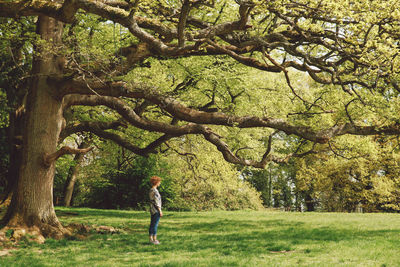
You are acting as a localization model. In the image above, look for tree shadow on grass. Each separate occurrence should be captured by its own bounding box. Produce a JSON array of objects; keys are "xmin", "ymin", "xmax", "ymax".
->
[
  {"xmin": 55, "ymin": 208, "xmax": 148, "ymax": 219},
  {"xmin": 51, "ymin": 209, "xmax": 400, "ymax": 258},
  {"xmin": 158, "ymin": 218, "xmax": 400, "ymax": 255},
  {"xmin": 171, "ymin": 219, "xmax": 301, "ymax": 232}
]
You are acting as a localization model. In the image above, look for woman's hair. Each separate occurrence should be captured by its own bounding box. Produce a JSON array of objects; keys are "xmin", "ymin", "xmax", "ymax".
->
[{"xmin": 150, "ymin": 176, "xmax": 162, "ymax": 186}]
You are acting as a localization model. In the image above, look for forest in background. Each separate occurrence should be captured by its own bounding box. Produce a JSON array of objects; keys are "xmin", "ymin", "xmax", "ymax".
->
[{"xmin": 1, "ymin": 0, "xmax": 400, "ymax": 220}]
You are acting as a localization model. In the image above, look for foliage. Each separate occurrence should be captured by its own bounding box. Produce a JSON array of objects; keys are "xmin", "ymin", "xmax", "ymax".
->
[
  {"xmin": 166, "ymin": 135, "xmax": 264, "ymax": 211},
  {"xmin": 0, "ymin": 18, "xmax": 35, "ymax": 105},
  {"xmin": 0, "ymin": 91, "xmax": 8, "ymax": 190},
  {"xmin": 54, "ymin": 154, "xmax": 76, "ymax": 206},
  {"xmin": 295, "ymin": 136, "xmax": 400, "ymax": 212},
  {"xmin": 271, "ymin": 168, "xmax": 295, "ymax": 209},
  {"xmin": 1, "ymin": 208, "xmax": 400, "ymax": 266},
  {"xmin": 241, "ymin": 167, "xmax": 273, "ymax": 207},
  {"xmin": 80, "ymin": 154, "xmax": 177, "ymax": 210},
  {"xmin": 0, "ymin": 128, "xmax": 7, "ymax": 192},
  {"xmin": 58, "ymin": 136, "xmax": 263, "ymax": 211},
  {"xmin": 242, "ymin": 161, "xmax": 306, "ymax": 211},
  {"xmin": 0, "ymin": 17, "xmax": 36, "ymax": 196},
  {"xmin": 0, "ymin": 90, "xmax": 8, "ymax": 128}
]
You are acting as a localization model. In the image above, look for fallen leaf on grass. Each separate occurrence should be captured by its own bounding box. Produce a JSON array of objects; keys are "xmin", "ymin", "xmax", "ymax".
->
[{"xmin": 269, "ymin": 250, "xmax": 294, "ymax": 254}]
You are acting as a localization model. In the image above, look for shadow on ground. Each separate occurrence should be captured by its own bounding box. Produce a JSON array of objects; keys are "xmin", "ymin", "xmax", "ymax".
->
[{"xmin": 52, "ymin": 209, "xmax": 400, "ymax": 258}]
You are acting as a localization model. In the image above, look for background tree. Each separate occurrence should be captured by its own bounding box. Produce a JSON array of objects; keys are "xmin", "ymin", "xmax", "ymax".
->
[
  {"xmin": 242, "ymin": 167, "xmax": 273, "ymax": 207},
  {"xmin": 62, "ymin": 139, "xmax": 90, "ymax": 207},
  {"xmin": 295, "ymin": 135, "xmax": 400, "ymax": 212}
]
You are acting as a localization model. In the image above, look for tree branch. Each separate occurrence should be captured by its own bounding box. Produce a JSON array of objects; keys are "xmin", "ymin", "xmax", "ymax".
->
[
  {"xmin": 60, "ymin": 120, "xmax": 176, "ymax": 156},
  {"xmin": 86, "ymin": 127, "xmax": 173, "ymax": 156},
  {"xmin": 0, "ymin": 0, "xmax": 255, "ymax": 57},
  {"xmin": 59, "ymin": 120, "xmax": 127, "ymax": 143},
  {"xmin": 206, "ymin": 40, "xmax": 281, "ymax": 72},
  {"xmin": 43, "ymin": 146, "xmax": 93, "ymax": 167},
  {"xmin": 62, "ymin": 82, "xmax": 400, "ymax": 144},
  {"xmin": 58, "ymin": 0, "xmax": 78, "ymax": 23},
  {"xmin": 64, "ymin": 94, "xmax": 204, "ymax": 136},
  {"xmin": 177, "ymin": 0, "xmax": 191, "ymax": 47}
]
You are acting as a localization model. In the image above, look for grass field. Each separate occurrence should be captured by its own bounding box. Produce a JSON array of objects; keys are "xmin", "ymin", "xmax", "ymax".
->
[{"xmin": 0, "ymin": 208, "xmax": 399, "ymax": 266}]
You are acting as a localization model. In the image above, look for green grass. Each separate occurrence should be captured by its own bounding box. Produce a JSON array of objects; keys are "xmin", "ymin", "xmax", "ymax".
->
[{"xmin": 1, "ymin": 208, "xmax": 399, "ymax": 266}]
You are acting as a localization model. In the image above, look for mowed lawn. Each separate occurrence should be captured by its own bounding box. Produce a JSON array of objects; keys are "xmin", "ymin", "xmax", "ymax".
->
[{"xmin": 1, "ymin": 208, "xmax": 399, "ymax": 266}]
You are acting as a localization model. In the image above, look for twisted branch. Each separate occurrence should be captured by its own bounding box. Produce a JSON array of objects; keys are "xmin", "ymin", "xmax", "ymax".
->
[{"xmin": 43, "ymin": 146, "xmax": 93, "ymax": 167}]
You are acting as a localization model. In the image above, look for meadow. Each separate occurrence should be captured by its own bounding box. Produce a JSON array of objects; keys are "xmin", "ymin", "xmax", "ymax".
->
[{"xmin": 1, "ymin": 208, "xmax": 399, "ymax": 266}]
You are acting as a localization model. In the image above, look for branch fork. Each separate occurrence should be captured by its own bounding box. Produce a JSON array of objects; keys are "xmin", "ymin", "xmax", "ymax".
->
[{"xmin": 43, "ymin": 146, "xmax": 93, "ymax": 167}]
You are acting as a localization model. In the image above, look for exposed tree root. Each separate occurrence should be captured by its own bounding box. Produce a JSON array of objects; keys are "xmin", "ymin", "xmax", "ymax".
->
[
  {"xmin": 3, "ymin": 215, "xmax": 71, "ymax": 240},
  {"xmin": 0, "ymin": 222, "xmax": 121, "ymax": 250}
]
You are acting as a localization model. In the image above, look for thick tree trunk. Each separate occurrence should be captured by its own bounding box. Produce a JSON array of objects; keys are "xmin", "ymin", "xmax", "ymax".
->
[
  {"xmin": 1, "ymin": 16, "xmax": 70, "ymax": 239},
  {"xmin": 63, "ymin": 142, "xmax": 88, "ymax": 207}
]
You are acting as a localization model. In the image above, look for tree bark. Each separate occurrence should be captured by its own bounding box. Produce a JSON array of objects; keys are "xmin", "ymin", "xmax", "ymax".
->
[
  {"xmin": 63, "ymin": 141, "xmax": 88, "ymax": 207},
  {"xmin": 1, "ymin": 16, "xmax": 70, "ymax": 239},
  {"xmin": 304, "ymin": 193, "xmax": 315, "ymax": 212}
]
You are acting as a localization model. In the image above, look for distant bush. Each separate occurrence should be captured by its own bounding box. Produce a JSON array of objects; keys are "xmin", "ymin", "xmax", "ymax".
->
[
  {"xmin": 168, "ymin": 149, "xmax": 264, "ymax": 211},
  {"xmin": 170, "ymin": 177, "xmax": 263, "ymax": 211}
]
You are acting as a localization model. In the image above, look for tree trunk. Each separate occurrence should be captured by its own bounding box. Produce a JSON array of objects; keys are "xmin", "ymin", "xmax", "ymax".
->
[
  {"xmin": 63, "ymin": 142, "xmax": 88, "ymax": 207},
  {"xmin": 304, "ymin": 193, "xmax": 315, "ymax": 212},
  {"xmin": 1, "ymin": 16, "xmax": 70, "ymax": 239}
]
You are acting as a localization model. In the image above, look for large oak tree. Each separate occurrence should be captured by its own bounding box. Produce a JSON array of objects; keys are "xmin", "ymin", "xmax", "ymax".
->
[{"xmin": 0, "ymin": 0, "xmax": 400, "ymax": 238}]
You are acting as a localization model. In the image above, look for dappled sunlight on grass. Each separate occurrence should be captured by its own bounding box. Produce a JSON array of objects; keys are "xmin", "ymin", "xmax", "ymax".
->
[{"xmin": 1, "ymin": 209, "xmax": 400, "ymax": 266}]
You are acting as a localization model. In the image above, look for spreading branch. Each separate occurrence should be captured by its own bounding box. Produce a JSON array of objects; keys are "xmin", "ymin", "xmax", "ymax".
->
[
  {"xmin": 62, "ymin": 80, "xmax": 400, "ymax": 145},
  {"xmin": 61, "ymin": 119, "xmax": 174, "ymax": 156},
  {"xmin": 62, "ymin": 91, "xmax": 400, "ymax": 168},
  {"xmin": 43, "ymin": 146, "xmax": 93, "ymax": 167},
  {"xmin": 59, "ymin": 120, "xmax": 127, "ymax": 143}
]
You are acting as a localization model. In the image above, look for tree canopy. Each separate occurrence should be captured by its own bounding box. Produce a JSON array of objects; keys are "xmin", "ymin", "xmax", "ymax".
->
[{"xmin": 2, "ymin": 0, "xmax": 400, "ymax": 167}]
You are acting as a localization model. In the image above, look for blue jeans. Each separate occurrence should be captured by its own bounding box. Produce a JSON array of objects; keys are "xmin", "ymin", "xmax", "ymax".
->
[{"xmin": 149, "ymin": 212, "xmax": 160, "ymax": 236}]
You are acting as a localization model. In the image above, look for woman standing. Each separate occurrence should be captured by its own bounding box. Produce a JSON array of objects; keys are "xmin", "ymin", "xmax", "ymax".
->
[{"xmin": 149, "ymin": 176, "xmax": 163, "ymax": 245}]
